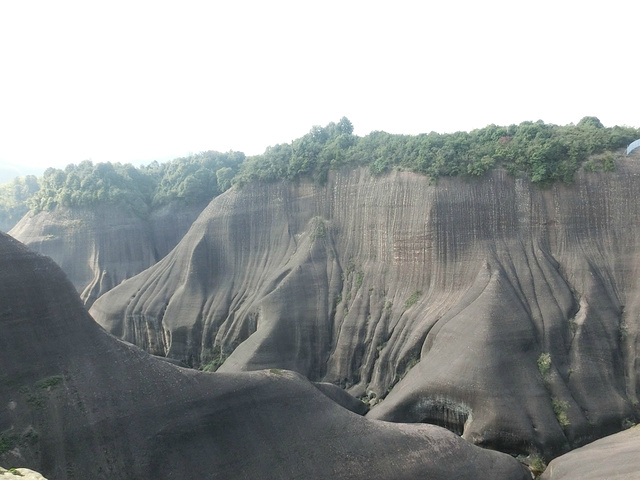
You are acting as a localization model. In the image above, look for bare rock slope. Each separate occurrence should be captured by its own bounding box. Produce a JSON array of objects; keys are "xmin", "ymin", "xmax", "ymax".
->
[
  {"xmin": 9, "ymin": 202, "xmax": 204, "ymax": 306},
  {"xmin": 540, "ymin": 425, "xmax": 640, "ymax": 479},
  {"xmin": 0, "ymin": 232, "xmax": 529, "ymax": 479},
  {"xmin": 91, "ymin": 163, "xmax": 640, "ymax": 458}
]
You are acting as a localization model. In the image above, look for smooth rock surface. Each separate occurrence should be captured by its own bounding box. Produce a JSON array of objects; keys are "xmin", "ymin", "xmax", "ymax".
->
[
  {"xmin": 540, "ymin": 425, "xmax": 640, "ymax": 479},
  {"xmin": 0, "ymin": 232, "xmax": 529, "ymax": 479},
  {"xmin": 0, "ymin": 467, "xmax": 48, "ymax": 479},
  {"xmin": 91, "ymin": 162, "xmax": 640, "ymax": 458}
]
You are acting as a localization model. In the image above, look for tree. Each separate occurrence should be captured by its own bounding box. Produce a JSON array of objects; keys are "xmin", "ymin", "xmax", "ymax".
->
[
  {"xmin": 216, "ymin": 167, "xmax": 234, "ymax": 192},
  {"xmin": 338, "ymin": 116, "xmax": 354, "ymax": 135},
  {"xmin": 577, "ymin": 116, "xmax": 604, "ymax": 129}
]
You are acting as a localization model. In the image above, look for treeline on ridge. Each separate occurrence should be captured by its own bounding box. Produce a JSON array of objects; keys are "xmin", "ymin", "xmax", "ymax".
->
[
  {"xmin": 233, "ymin": 116, "xmax": 639, "ymax": 186},
  {"xmin": 0, "ymin": 151, "xmax": 245, "ymax": 225},
  {"xmin": 1, "ymin": 116, "xmax": 639, "ymax": 229}
]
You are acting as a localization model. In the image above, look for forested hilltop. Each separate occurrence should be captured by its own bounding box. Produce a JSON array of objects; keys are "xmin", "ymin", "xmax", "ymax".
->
[
  {"xmin": 1, "ymin": 116, "xmax": 638, "ymax": 230},
  {"xmin": 0, "ymin": 151, "xmax": 244, "ymax": 230}
]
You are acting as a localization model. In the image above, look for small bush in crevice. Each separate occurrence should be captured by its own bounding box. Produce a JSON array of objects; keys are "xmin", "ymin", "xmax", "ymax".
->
[
  {"xmin": 552, "ymin": 397, "xmax": 570, "ymax": 428},
  {"xmin": 404, "ymin": 291, "xmax": 422, "ymax": 309},
  {"xmin": 537, "ymin": 353, "xmax": 551, "ymax": 377}
]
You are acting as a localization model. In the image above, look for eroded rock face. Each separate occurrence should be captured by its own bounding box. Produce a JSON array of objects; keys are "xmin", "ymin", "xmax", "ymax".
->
[
  {"xmin": 0, "ymin": 232, "xmax": 529, "ymax": 479},
  {"xmin": 9, "ymin": 202, "xmax": 205, "ymax": 307},
  {"xmin": 90, "ymin": 163, "xmax": 640, "ymax": 458}
]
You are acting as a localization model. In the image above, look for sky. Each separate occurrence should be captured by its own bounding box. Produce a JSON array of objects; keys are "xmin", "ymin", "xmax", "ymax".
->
[{"xmin": 0, "ymin": 0, "xmax": 638, "ymax": 176}]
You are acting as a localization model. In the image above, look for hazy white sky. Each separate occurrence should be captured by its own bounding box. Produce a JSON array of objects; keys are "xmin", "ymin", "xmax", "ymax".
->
[{"xmin": 0, "ymin": 0, "xmax": 638, "ymax": 171}]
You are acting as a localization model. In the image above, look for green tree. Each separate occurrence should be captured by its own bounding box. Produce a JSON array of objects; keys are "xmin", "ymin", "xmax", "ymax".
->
[
  {"xmin": 577, "ymin": 116, "xmax": 604, "ymax": 129},
  {"xmin": 216, "ymin": 167, "xmax": 234, "ymax": 192},
  {"xmin": 338, "ymin": 116, "xmax": 354, "ymax": 135}
]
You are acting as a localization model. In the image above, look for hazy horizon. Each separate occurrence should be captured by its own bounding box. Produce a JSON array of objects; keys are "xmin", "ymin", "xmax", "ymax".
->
[{"xmin": 1, "ymin": 1, "xmax": 638, "ymax": 176}]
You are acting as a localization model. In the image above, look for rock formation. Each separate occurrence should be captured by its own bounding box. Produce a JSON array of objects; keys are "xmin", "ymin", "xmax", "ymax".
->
[
  {"xmin": 0, "ymin": 232, "xmax": 529, "ymax": 479},
  {"xmin": 91, "ymin": 162, "xmax": 640, "ymax": 459},
  {"xmin": 9, "ymin": 201, "xmax": 205, "ymax": 306},
  {"xmin": 540, "ymin": 425, "xmax": 640, "ymax": 479},
  {"xmin": 0, "ymin": 466, "xmax": 48, "ymax": 479}
]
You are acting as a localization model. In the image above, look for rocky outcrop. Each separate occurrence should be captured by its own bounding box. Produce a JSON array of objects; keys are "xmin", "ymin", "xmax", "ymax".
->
[
  {"xmin": 9, "ymin": 201, "xmax": 205, "ymax": 306},
  {"xmin": 90, "ymin": 162, "xmax": 640, "ymax": 458},
  {"xmin": 0, "ymin": 232, "xmax": 529, "ymax": 479},
  {"xmin": 540, "ymin": 425, "xmax": 640, "ymax": 479},
  {"xmin": 0, "ymin": 467, "xmax": 48, "ymax": 479}
]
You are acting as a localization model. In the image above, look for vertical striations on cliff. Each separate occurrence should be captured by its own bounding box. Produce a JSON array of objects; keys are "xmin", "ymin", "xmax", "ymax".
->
[{"xmin": 90, "ymin": 162, "xmax": 640, "ymax": 457}]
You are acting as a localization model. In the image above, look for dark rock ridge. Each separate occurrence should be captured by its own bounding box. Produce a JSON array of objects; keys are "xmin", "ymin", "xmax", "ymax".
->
[
  {"xmin": 9, "ymin": 201, "xmax": 205, "ymax": 307},
  {"xmin": 90, "ymin": 162, "xmax": 640, "ymax": 458},
  {"xmin": 0, "ymin": 232, "xmax": 529, "ymax": 479}
]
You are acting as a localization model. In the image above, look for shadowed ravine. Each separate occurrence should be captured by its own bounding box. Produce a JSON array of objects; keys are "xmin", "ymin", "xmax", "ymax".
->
[{"xmin": 89, "ymin": 162, "xmax": 640, "ymax": 459}]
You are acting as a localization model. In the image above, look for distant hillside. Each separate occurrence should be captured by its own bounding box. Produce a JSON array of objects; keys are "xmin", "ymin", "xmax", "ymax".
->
[
  {"xmin": 0, "ymin": 161, "xmax": 44, "ymax": 184},
  {"xmin": 0, "ymin": 151, "xmax": 244, "ymax": 232}
]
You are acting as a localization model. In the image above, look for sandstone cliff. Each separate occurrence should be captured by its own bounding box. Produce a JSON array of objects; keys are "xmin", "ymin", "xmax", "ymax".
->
[
  {"xmin": 91, "ymin": 161, "xmax": 640, "ymax": 459},
  {"xmin": 0, "ymin": 232, "xmax": 528, "ymax": 479},
  {"xmin": 9, "ymin": 201, "xmax": 205, "ymax": 306}
]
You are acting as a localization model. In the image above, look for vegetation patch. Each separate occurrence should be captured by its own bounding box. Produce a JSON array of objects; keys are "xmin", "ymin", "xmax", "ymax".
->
[
  {"xmin": 232, "ymin": 116, "xmax": 640, "ymax": 187},
  {"xmin": 346, "ymin": 258, "xmax": 356, "ymax": 275},
  {"xmin": 0, "ymin": 431, "xmax": 18, "ymax": 455},
  {"xmin": 537, "ymin": 353, "xmax": 552, "ymax": 377},
  {"xmin": 404, "ymin": 291, "xmax": 422, "ymax": 309},
  {"xmin": 25, "ymin": 392, "xmax": 45, "ymax": 409},
  {"xmin": 619, "ymin": 322, "xmax": 629, "ymax": 341},
  {"xmin": 310, "ymin": 217, "xmax": 327, "ymax": 239},
  {"xmin": 401, "ymin": 357, "xmax": 420, "ymax": 380},
  {"xmin": 529, "ymin": 455, "xmax": 547, "ymax": 477},
  {"xmin": 35, "ymin": 375, "xmax": 64, "ymax": 390},
  {"xmin": 583, "ymin": 151, "xmax": 616, "ymax": 173},
  {"xmin": 552, "ymin": 397, "xmax": 570, "ymax": 428},
  {"xmin": 622, "ymin": 418, "xmax": 637, "ymax": 429},
  {"xmin": 200, "ymin": 346, "xmax": 229, "ymax": 372}
]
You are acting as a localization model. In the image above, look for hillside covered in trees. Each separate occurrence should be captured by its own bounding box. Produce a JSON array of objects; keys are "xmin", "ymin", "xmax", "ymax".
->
[{"xmin": 1, "ymin": 116, "xmax": 638, "ymax": 230}]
